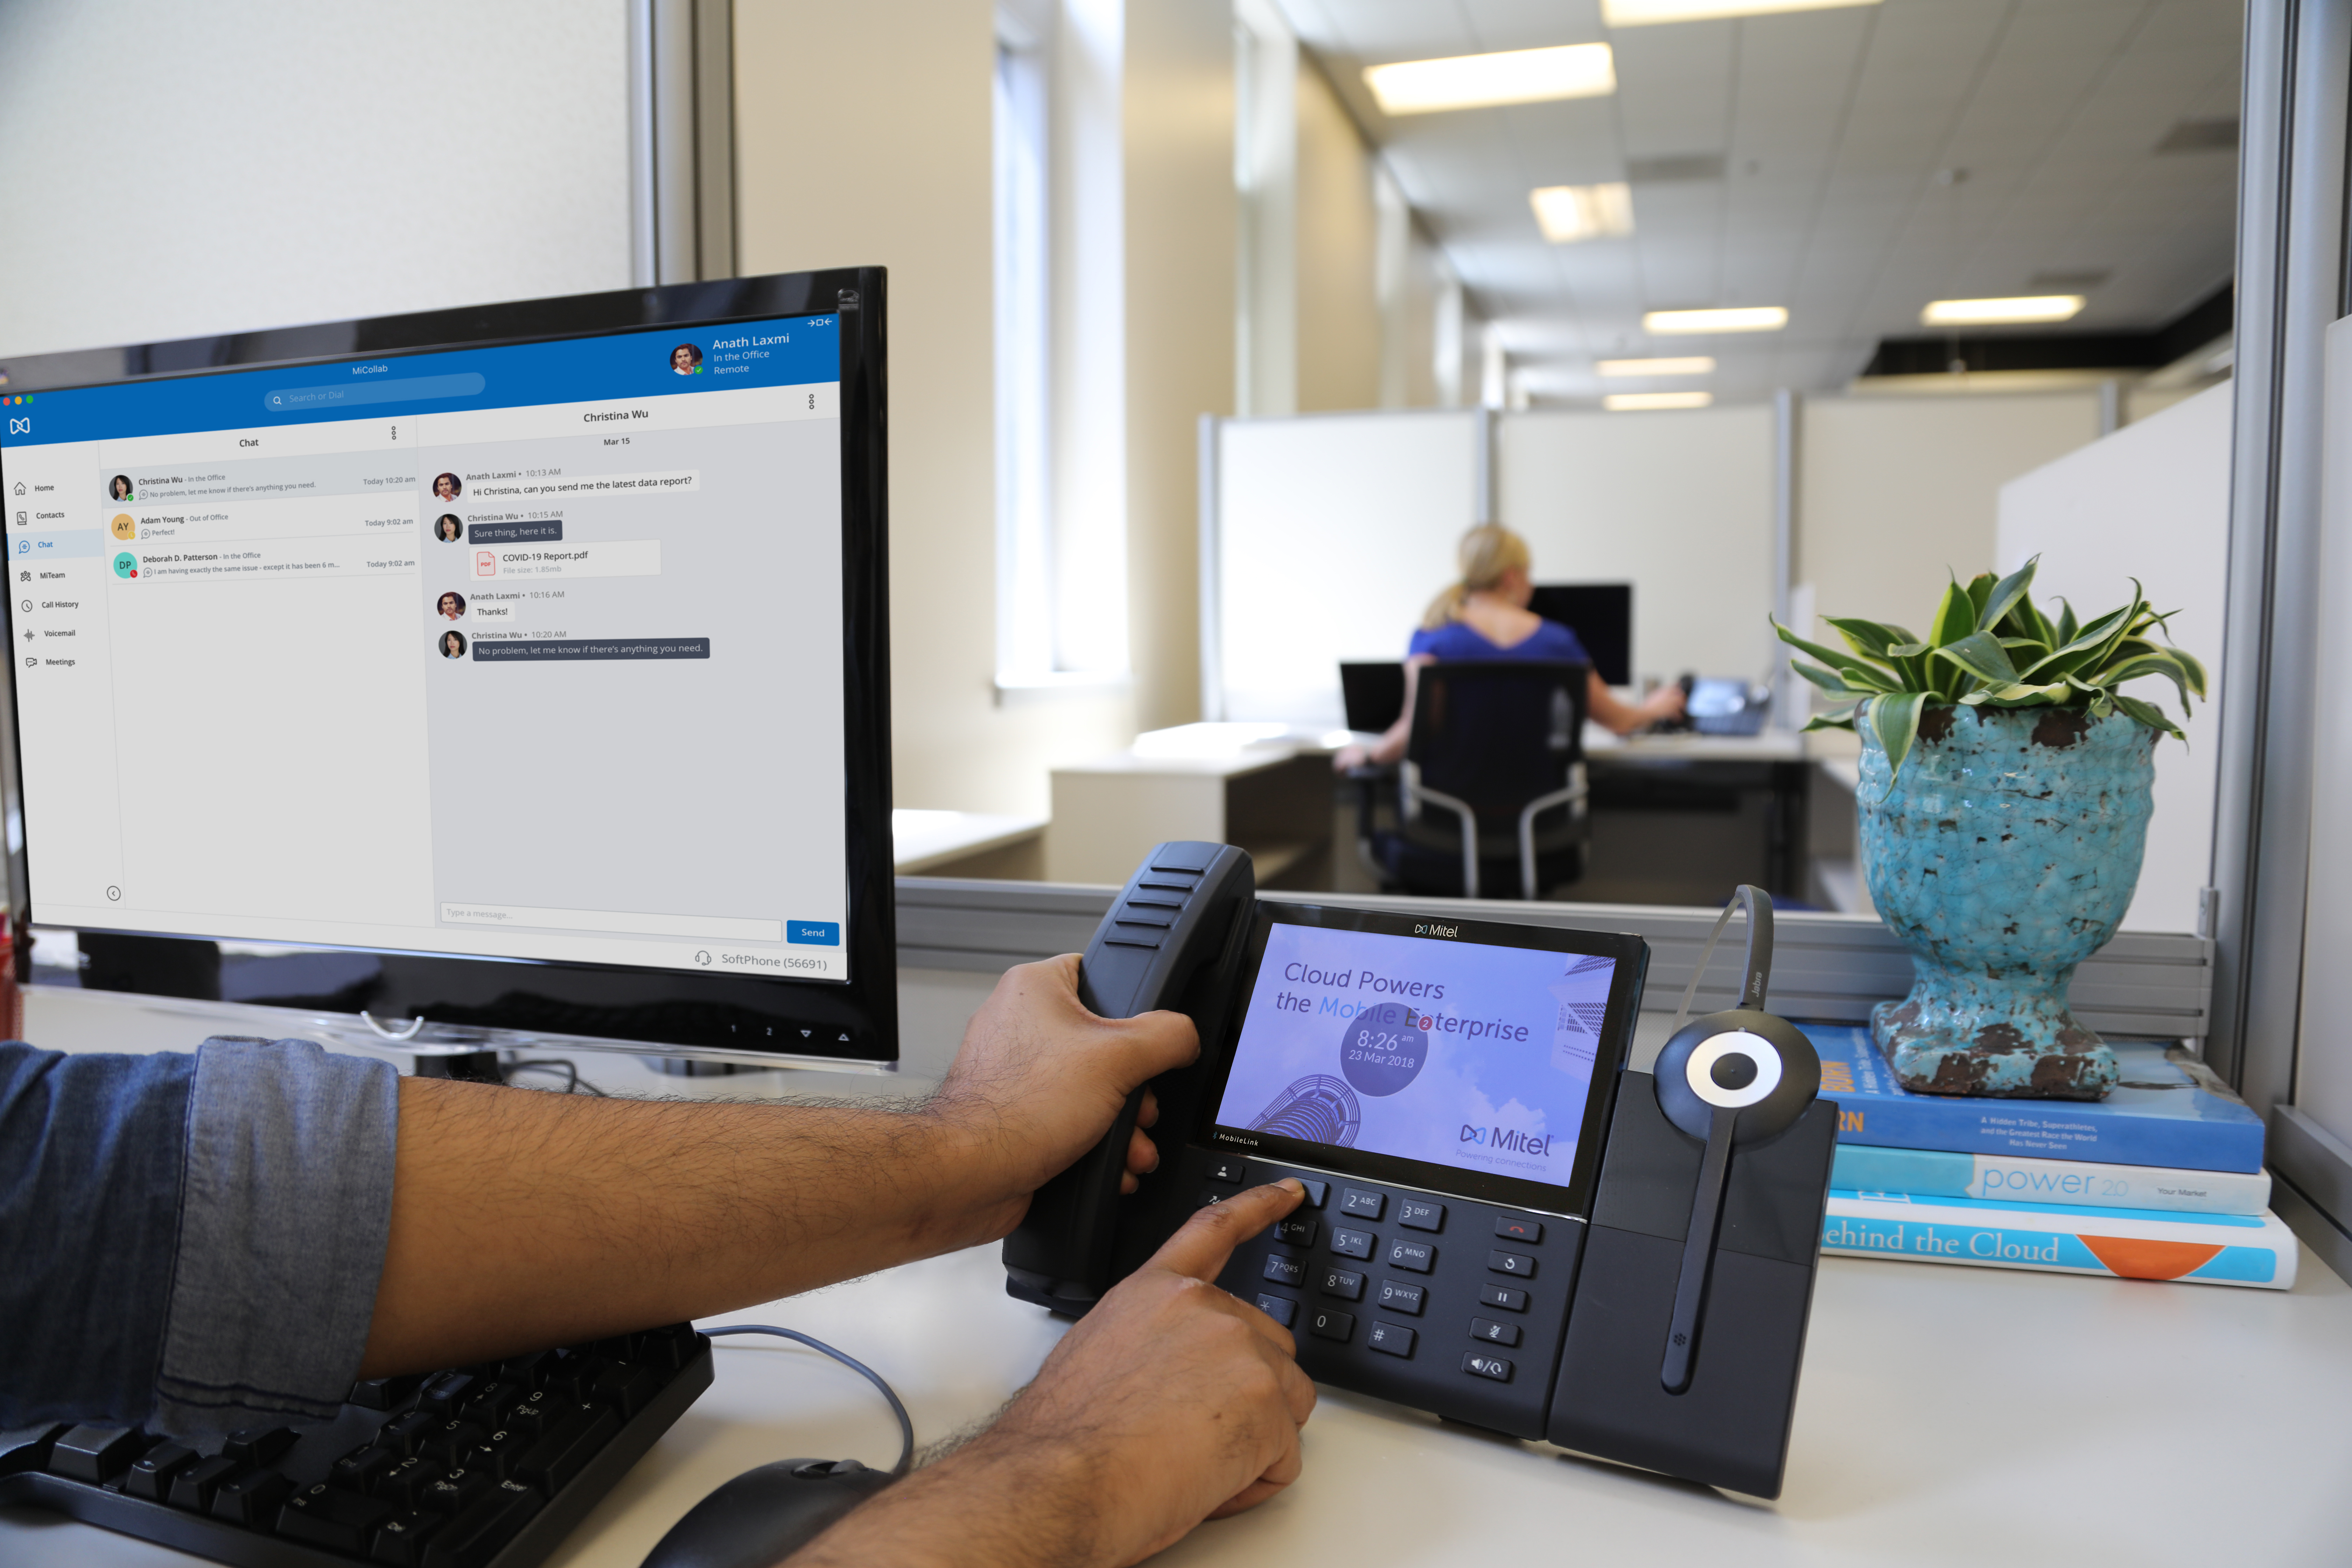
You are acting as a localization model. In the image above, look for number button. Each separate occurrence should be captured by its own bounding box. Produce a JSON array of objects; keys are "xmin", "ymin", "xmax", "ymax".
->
[
  {"xmin": 1398, "ymin": 1199, "xmax": 1445, "ymax": 1232},
  {"xmin": 1309, "ymin": 1309, "xmax": 1356, "ymax": 1343},
  {"xmin": 1366, "ymin": 1322, "xmax": 1417, "ymax": 1358},
  {"xmin": 1375, "ymin": 1280, "xmax": 1424, "ymax": 1316},
  {"xmin": 1387, "ymin": 1239, "xmax": 1436, "ymax": 1274},
  {"xmin": 1272, "ymin": 1216, "xmax": 1318, "ymax": 1247},
  {"xmin": 1329, "ymin": 1228, "xmax": 1376, "ymax": 1261},
  {"xmin": 1320, "ymin": 1267, "xmax": 1365, "ymax": 1301},
  {"xmin": 1488, "ymin": 1249, "xmax": 1536, "ymax": 1278},
  {"xmin": 1262, "ymin": 1254, "xmax": 1305, "ymax": 1287},
  {"xmin": 1340, "ymin": 1187, "xmax": 1385, "ymax": 1219}
]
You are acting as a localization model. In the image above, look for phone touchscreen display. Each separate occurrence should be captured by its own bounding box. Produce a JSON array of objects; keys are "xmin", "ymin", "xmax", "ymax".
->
[{"xmin": 1213, "ymin": 920, "xmax": 1619, "ymax": 1192}]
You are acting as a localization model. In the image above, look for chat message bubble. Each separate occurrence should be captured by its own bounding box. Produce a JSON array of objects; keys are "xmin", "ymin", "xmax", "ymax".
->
[
  {"xmin": 471, "ymin": 638, "xmax": 709, "ymax": 662},
  {"xmin": 471, "ymin": 540, "xmax": 657, "ymax": 580},
  {"xmin": 465, "ymin": 469, "xmax": 699, "ymax": 500},
  {"xmin": 467, "ymin": 520, "xmax": 563, "ymax": 544}
]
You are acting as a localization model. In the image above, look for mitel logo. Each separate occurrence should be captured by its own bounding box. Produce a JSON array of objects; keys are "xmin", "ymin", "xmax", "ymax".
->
[
  {"xmin": 1413, "ymin": 921, "xmax": 1458, "ymax": 938},
  {"xmin": 1461, "ymin": 1124, "xmax": 1555, "ymax": 1157},
  {"xmin": 7, "ymin": 418, "xmax": 27, "ymax": 435}
]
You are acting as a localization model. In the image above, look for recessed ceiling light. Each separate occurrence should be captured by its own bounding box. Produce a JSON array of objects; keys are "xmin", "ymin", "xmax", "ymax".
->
[
  {"xmin": 1364, "ymin": 43, "xmax": 1616, "ymax": 116},
  {"xmin": 1598, "ymin": 356, "xmax": 1715, "ymax": 377},
  {"xmin": 1643, "ymin": 306, "xmax": 1787, "ymax": 334},
  {"xmin": 1530, "ymin": 183, "xmax": 1633, "ymax": 243},
  {"xmin": 1920, "ymin": 295, "xmax": 2085, "ymax": 326},
  {"xmin": 1605, "ymin": 391, "xmax": 1714, "ymax": 411},
  {"xmin": 1603, "ymin": 0, "xmax": 1881, "ymax": 25}
]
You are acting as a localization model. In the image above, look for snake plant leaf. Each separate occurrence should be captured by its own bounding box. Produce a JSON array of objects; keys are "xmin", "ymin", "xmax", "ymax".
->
[
  {"xmin": 1793, "ymin": 658, "xmax": 1886, "ymax": 696},
  {"xmin": 1975, "ymin": 556, "xmax": 2038, "ymax": 635},
  {"xmin": 1886, "ymin": 642, "xmax": 1928, "ymax": 657},
  {"xmin": 1771, "ymin": 617, "xmax": 1890, "ymax": 677},
  {"xmin": 1934, "ymin": 630, "xmax": 2020, "ymax": 687},
  {"xmin": 2109, "ymin": 691, "xmax": 2184, "ymax": 740},
  {"xmin": 1823, "ymin": 616, "xmax": 1916, "ymax": 661},
  {"xmin": 1801, "ymin": 701, "xmax": 1863, "ymax": 733},
  {"xmin": 1866, "ymin": 691, "xmax": 1929, "ymax": 796},
  {"xmin": 1927, "ymin": 579, "xmax": 1976, "ymax": 649},
  {"xmin": 2093, "ymin": 649, "xmax": 2202, "ymax": 713},
  {"xmin": 1964, "ymin": 572, "xmax": 1997, "ymax": 624},
  {"xmin": 2055, "ymin": 598, "xmax": 2079, "ymax": 645}
]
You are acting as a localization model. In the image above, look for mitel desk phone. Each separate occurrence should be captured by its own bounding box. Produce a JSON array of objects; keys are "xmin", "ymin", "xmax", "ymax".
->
[{"xmin": 1003, "ymin": 843, "xmax": 1837, "ymax": 1499}]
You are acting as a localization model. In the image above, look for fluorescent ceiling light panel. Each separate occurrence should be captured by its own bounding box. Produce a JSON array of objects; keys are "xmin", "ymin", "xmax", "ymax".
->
[
  {"xmin": 1603, "ymin": 0, "xmax": 1881, "ymax": 26},
  {"xmin": 1597, "ymin": 356, "xmax": 1715, "ymax": 377},
  {"xmin": 1605, "ymin": 391, "xmax": 1714, "ymax": 411},
  {"xmin": 1920, "ymin": 295, "xmax": 2086, "ymax": 326},
  {"xmin": 1530, "ymin": 183, "xmax": 1633, "ymax": 243},
  {"xmin": 1364, "ymin": 44, "xmax": 1616, "ymax": 115},
  {"xmin": 1643, "ymin": 306, "xmax": 1787, "ymax": 334}
]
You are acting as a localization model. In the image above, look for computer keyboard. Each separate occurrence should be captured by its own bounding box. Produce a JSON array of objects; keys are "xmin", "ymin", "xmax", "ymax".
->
[{"xmin": 0, "ymin": 1323, "xmax": 711, "ymax": 1568}]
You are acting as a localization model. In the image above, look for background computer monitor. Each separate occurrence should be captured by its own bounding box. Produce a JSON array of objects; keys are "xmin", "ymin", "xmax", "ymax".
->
[
  {"xmin": 0, "ymin": 269, "xmax": 897, "ymax": 1063},
  {"xmin": 1527, "ymin": 582, "xmax": 1632, "ymax": 687},
  {"xmin": 1339, "ymin": 661, "xmax": 1407, "ymax": 735}
]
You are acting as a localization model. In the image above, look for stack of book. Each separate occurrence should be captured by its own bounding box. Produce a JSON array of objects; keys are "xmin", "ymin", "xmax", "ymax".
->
[{"xmin": 1802, "ymin": 1026, "xmax": 2295, "ymax": 1290}]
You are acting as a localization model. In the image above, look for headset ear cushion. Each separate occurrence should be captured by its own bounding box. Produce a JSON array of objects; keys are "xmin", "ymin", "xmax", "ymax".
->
[{"xmin": 1653, "ymin": 1009, "xmax": 1819, "ymax": 1144}]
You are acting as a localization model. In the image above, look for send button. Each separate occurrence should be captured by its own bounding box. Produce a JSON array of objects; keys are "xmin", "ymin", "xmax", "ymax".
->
[{"xmin": 788, "ymin": 920, "xmax": 842, "ymax": 946}]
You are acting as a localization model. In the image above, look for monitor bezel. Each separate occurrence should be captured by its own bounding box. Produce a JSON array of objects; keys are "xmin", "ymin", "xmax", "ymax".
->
[
  {"xmin": 0, "ymin": 268, "xmax": 898, "ymax": 1063},
  {"xmin": 1195, "ymin": 900, "xmax": 1648, "ymax": 1218}
]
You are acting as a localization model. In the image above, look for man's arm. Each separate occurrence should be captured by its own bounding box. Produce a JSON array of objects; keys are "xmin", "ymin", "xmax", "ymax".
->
[
  {"xmin": 361, "ymin": 955, "xmax": 1193, "ymax": 1376},
  {"xmin": 794, "ymin": 1182, "xmax": 1318, "ymax": 1568}
]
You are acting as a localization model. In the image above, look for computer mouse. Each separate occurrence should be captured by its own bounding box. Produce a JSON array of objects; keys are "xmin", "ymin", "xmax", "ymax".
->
[{"xmin": 639, "ymin": 1457, "xmax": 896, "ymax": 1568}]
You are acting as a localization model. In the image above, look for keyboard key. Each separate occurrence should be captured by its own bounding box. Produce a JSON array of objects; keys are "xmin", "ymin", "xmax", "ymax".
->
[
  {"xmin": 1387, "ymin": 1239, "xmax": 1436, "ymax": 1274},
  {"xmin": 496, "ymin": 1350, "xmax": 555, "ymax": 1387},
  {"xmin": 1493, "ymin": 1215, "xmax": 1544, "ymax": 1244},
  {"xmin": 168, "ymin": 1454, "xmax": 241, "ymax": 1511},
  {"xmin": 424, "ymin": 1420, "xmax": 487, "ymax": 1465},
  {"xmin": 418, "ymin": 1371, "xmax": 475, "ymax": 1414},
  {"xmin": 623, "ymin": 1325, "xmax": 700, "ymax": 1374},
  {"xmin": 464, "ymin": 1432, "xmax": 525, "ymax": 1481},
  {"xmin": 380, "ymin": 1410, "xmax": 438, "ymax": 1456},
  {"xmin": 1254, "ymin": 1293, "xmax": 1297, "ymax": 1327},
  {"xmin": 500, "ymin": 1390, "xmax": 557, "ymax": 1434},
  {"xmin": 1471, "ymin": 1316, "xmax": 1523, "ymax": 1348},
  {"xmin": 48, "ymin": 1424, "xmax": 144, "ymax": 1482},
  {"xmin": 1488, "ymin": 1248, "xmax": 1537, "ymax": 1279},
  {"xmin": 278, "ymin": 1483, "xmax": 394, "ymax": 1553},
  {"xmin": 1329, "ymin": 1227, "xmax": 1376, "ymax": 1260},
  {"xmin": 1262, "ymin": 1252, "xmax": 1306, "ymax": 1287},
  {"xmin": 224, "ymin": 1427, "xmax": 298, "ymax": 1466},
  {"xmin": 210, "ymin": 1466, "xmax": 293, "ymax": 1525},
  {"xmin": 124, "ymin": 1441, "xmax": 198, "ymax": 1500},
  {"xmin": 458, "ymin": 1380, "xmax": 522, "ymax": 1429},
  {"xmin": 1366, "ymin": 1322, "xmax": 1416, "ymax": 1357},
  {"xmin": 375, "ymin": 1456, "xmax": 441, "ymax": 1512},
  {"xmin": 348, "ymin": 1375, "xmax": 421, "ymax": 1410},
  {"xmin": 513, "ymin": 1404, "xmax": 621, "ymax": 1495},
  {"xmin": 1479, "ymin": 1283, "xmax": 1529, "ymax": 1312},
  {"xmin": 1462, "ymin": 1351, "xmax": 1515, "ymax": 1382},
  {"xmin": 1397, "ymin": 1198, "xmax": 1445, "ymax": 1232},
  {"xmin": 1375, "ymin": 1279, "xmax": 1424, "ymax": 1315},
  {"xmin": 372, "ymin": 1509, "xmax": 446, "ymax": 1567},
  {"xmin": 1308, "ymin": 1308, "xmax": 1355, "ymax": 1343},
  {"xmin": 1272, "ymin": 1216, "xmax": 1318, "ymax": 1247},
  {"xmin": 1319, "ymin": 1266, "xmax": 1365, "ymax": 1301},
  {"xmin": 332, "ymin": 1443, "xmax": 399, "ymax": 1494},
  {"xmin": 425, "ymin": 1482, "xmax": 545, "ymax": 1568},
  {"xmin": 420, "ymin": 1466, "xmax": 493, "ymax": 1514},
  {"xmin": 1340, "ymin": 1186, "xmax": 1385, "ymax": 1219},
  {"xmin": 1206, "ymin": 1157, "xmax": 1247, "ymax": 1184},
  {"xmin": 590, "ymin": 1362, "xmax": 665, "ymax": 1418}
]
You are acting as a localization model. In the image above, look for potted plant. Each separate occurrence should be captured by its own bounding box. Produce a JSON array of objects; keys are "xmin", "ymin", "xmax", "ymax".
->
[{"xmin": 1774, "ymin": 559, "xmax": 2205, "ymax": 1100}]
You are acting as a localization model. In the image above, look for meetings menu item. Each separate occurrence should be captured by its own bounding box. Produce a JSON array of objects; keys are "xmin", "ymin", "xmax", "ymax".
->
[{"xmin": 1214, "ymin": 919, "xmax": 1621, "ymax": 1195}]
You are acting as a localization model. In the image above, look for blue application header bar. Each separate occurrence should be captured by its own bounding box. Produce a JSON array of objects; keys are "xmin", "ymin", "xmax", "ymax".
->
[{"xmin": 0, "ymin": 315, "xmax": 840, "ymax": 449}]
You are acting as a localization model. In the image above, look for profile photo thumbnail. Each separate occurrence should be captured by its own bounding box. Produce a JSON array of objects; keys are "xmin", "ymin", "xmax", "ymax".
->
[
  {"xmin": 439, "ymin": 629, "xmax": 467, "ymax": 659},
  {"xmin": 670, "ymin": 343, "xmax": 703, "ymax": 375},
  {"xmin": 108, "ymin": 475, "xmax": 134, "ymax": 501},
  {"xmin": 435, "ymin": 514, "xmax": 463, "ymax": 543},
  {"xmin": 436, "ymin": 590, "xmax": 467, "ymax": 621},
  {"xmin": 432, "ymin": 472, "xmax": 463, "ymax": 500}
]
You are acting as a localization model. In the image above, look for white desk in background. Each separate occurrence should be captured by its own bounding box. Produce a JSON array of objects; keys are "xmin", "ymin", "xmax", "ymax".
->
[
  {"xmin": 891, "ymin": 808, "xmax": 1048, "ymax": 880},
  {"xmin": 7, "ymin": 978, "xmax": 2352, "ymax": 1568}
]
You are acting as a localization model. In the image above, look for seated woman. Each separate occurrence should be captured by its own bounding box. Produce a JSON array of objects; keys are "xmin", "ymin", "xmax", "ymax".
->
[{"xmin": 1334, "ymin": 524, "xmax": 1684, "ymax": 771}]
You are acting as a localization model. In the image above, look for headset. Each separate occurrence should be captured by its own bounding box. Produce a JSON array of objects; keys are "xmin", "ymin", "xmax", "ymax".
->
[{"xmin": 1648, "ymin": 885, "xmax": 1819, "ymax": 1392}]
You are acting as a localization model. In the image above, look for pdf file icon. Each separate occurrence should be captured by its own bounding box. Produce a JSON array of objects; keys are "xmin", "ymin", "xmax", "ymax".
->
[{"xmin": 474, "ymin": 550, "xmax": 496, "ymax": 578}]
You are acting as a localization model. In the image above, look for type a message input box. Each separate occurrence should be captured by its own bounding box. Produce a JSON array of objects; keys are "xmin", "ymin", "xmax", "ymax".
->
[{"xmin": 438, "ymin": 902, "xmax": 783, "ymax": 941}]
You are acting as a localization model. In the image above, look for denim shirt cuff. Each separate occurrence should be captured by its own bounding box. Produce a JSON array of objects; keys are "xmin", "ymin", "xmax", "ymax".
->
[{"xmin": 152, "ymin": 1038, "xmax": 399, "ymax": 1436}]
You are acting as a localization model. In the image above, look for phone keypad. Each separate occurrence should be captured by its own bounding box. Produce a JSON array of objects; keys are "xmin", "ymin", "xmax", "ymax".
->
[
  {"xmin": 1328, "ymin": 1227, "xmax": 1376, "ymax": 1261},
  {"xmin": 1320, "ymin": 1267, "xmax": 1365, "ymax": 1301}
]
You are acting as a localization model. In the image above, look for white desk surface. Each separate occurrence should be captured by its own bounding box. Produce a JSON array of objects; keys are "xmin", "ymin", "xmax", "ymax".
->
[
  {"xmin": 891, "ymin": 809, "xmax": 1049, "ymax": 875},
  {"xmin": 9, "ymin": 979, "xmax": 2352, "ymax": 1568}
]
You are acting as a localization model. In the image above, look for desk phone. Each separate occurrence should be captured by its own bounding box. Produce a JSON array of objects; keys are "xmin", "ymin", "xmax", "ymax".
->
[{"xmin": 1004, "ymin": 843, "xmax": 1836, "ymax": 1499}]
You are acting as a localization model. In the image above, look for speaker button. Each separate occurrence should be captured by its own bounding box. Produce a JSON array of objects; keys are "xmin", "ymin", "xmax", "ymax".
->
[{"xmin": 1461, "ymin": 1352, "xmax": 1514, "ymax": 1382}]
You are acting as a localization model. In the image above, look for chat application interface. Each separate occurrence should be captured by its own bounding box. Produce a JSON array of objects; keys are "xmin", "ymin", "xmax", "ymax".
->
[
  {"xmin": 1215, "ymin": 922, "xmax": 1619, "ymax": 1190},
  {"xmin": 2, "ymin": 316, "xmax": 852, "ymax": 979}
]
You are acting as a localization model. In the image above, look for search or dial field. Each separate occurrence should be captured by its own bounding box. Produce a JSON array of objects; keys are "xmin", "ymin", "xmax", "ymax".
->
[
  {"xmin": 470, "ymin": 540, "xmax": 659, "ymax": 580},
  {"xmin": 265, "ymin": 372, "xmax": 485, "ymax": 413},
  {"xmin": 438, "ymin": 901, "xmax": 782, "ymax": 942}
]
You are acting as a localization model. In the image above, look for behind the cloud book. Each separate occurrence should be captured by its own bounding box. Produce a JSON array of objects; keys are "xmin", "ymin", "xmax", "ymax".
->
[{"xmin": 1806, "ymin": 1028, "xmax": 2292, "ymax": 1291}]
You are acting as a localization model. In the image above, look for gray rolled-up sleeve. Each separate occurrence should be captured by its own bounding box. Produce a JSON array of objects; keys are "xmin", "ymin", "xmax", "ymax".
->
[{"xmin": 150, "ymin": 1037, "xmax": 400, "ymax": 1436}]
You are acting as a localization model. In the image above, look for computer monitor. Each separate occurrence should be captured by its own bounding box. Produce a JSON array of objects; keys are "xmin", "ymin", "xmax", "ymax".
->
[
  {"xmin": 1339, "ymin": 661, "xmax": 1407, "ymax": 734},
  {"xmin": 1527, "ymin": 582, "xmax": 1632, "ymax": 687},
  {"xmin": 0, "ymin": 269, "xmax": 897, "ymax": 1063}
]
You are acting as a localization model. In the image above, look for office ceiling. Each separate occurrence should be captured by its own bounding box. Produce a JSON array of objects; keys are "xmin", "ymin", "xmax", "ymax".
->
[{"xmin": 1274, "ymin": 0, "xmax": 2243, "ymax": 404}]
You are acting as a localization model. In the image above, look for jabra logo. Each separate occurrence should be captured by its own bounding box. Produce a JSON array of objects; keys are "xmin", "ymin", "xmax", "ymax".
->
[{"xmin": 1414, "ymin": 921, "xmax": 1458, "ymax": 938}]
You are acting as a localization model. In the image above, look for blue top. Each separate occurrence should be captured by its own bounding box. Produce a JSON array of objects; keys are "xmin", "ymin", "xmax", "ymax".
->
[
  {"xmin": 1408, "ymin": 617, "xmax": 1591, "ymax": 666},
  {"xmin": 0, "ymin": 1036, "xmax": 398, "ymax": 1438}
]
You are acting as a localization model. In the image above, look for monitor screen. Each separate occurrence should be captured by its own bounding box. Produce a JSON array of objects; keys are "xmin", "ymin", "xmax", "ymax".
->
[
  {"xmin": 1203, "ymin": 903, "xmax": 1646, "ymax": 1216},
  {"xmin": 0, "ymin": 270, "xmax": 896, "ymax": 1060},
  {"xmin": 1527, "ymin": 582, "xmax": 1631, "ymax": 688}
]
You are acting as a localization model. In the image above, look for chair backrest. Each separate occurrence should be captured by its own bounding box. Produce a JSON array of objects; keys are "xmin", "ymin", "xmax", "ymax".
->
[{"xmin": 1405, "ymin": 660, "xmax": 1589, "ymax": 818}]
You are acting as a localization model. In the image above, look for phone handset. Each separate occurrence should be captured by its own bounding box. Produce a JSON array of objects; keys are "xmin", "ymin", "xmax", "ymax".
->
[{"xmin": 1002, "ymin": 842, "xmax": 1257, "ymax": 1313}]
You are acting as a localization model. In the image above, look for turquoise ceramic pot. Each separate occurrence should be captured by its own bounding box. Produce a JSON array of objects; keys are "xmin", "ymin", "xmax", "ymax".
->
[{"xmin": 1859, "ymin": 704, "xmax": 2156, "ymax": 1100}]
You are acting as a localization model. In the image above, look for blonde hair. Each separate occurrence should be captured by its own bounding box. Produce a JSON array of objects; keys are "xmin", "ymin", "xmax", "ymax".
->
[{"xmin": 1420, "ymin": 524, "xmax": 1532, "ymax": 630}]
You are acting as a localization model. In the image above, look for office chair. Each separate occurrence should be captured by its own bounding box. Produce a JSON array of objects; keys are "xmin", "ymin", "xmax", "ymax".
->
[{"xmin": 1358, "ymin": 660, "xmax": 1591, "ymax": 901}]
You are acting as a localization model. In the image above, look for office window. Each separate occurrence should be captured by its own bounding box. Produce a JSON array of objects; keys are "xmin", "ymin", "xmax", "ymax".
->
[{"xmin": 994, "ymin": 30, "xmax": 1053, "ymax": 681}]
